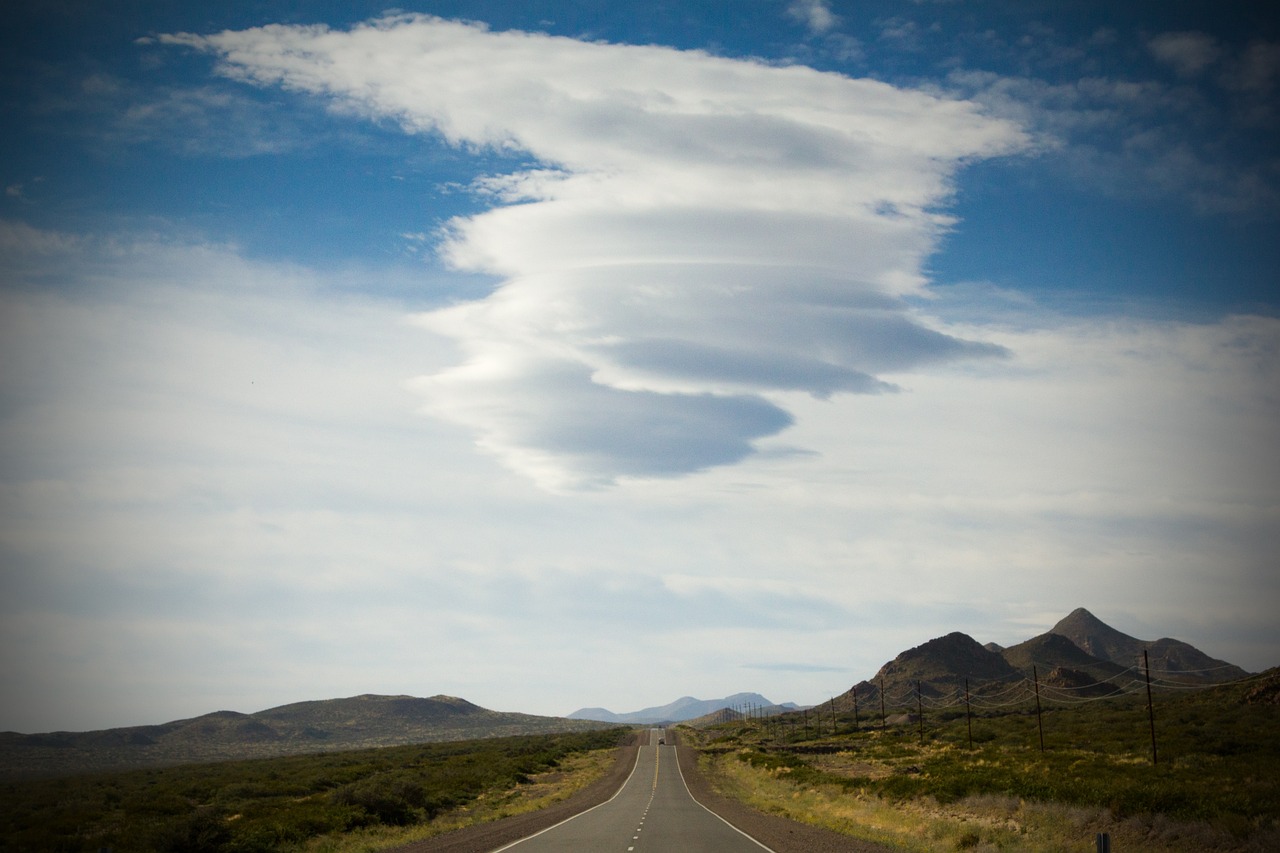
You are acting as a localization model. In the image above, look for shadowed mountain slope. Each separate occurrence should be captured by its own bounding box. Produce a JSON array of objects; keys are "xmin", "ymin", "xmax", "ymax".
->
[
  {"xmin": 831, "ymin": 609, "xmax": 1251, "ymax": 713},
  {"xmin": 1000, "ymin": 632, "xmax": 1130, "ymax": 697},
  {"xmin": 1051, "ymin": 608, "xmax": 1249, "ymax": 682},
  {"xmin": 842, "ymin": 631, "xmax": 1022, "ymax": 706},
  {"xmin": 1001, "ymin": 632, "xmax": 1128, "ymax": 677}
]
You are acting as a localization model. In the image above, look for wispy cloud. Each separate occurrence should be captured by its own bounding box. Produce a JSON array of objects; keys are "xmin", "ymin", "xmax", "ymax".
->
[
  {"xmin": 786, "ymin": 0, "xmax": 839, "ymax": 36},
  {"xmin": 27, "ymin": 67, "xmax": 330, "ymax": 159},
  {"xmin": 943, "ymin": 60, "xmax": 1280, "ymax": 214},
  {"xmin": 1148, "ymin": 31, "xmax": 1221, "ymax": 77},
  {"xmin": 860, "ymin": 18, "xmax": 1280, "ymax": 217},
  {"xmin": 167, "ymin": 14, "xmax": 1026, "ymax": 488}
]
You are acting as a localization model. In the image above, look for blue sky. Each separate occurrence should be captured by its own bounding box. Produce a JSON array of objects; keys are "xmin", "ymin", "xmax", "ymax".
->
[{"xmin": 2, "ymin": 1, "xmax": 1277, "ymax": 732}]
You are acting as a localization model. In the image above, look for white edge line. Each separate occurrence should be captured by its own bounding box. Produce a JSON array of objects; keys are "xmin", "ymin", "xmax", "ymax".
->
[
  {"xmin": 671, "ymin": 741, "xmax": 779, "ymax": 853},
  {"xmin": 489, "ymin": 731, "xmax": 651, "ymax": 852}
]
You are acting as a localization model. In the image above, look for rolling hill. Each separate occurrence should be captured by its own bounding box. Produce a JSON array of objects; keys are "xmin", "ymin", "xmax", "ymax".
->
[{"xmin": 0, "ymin": 694, "xmax": 611, "ymax": 779}]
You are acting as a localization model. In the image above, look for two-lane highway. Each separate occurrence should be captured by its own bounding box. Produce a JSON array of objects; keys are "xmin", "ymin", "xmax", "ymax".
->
[{"xmin": 494, "ymin": 729, "xmax": 774, "ymax": 852}]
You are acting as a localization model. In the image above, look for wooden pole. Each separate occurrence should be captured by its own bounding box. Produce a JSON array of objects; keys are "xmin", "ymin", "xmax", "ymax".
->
[
  {"xmin": 965, "ymin": 678, "xmax": 973, "ymax": 750},
  {"xmin": 917, "ymin": 681, "xmax": 924, "ymax": 745},
  {"xmin": 1144, "ymin": 650, "xmax": 1158, "ymax": 766},
  {"xmin": 1033, "ymin": 665, "xmax": 1045, "ymax": 753},
  {"xmin": 830, "ymin": 697, "xmax": 837, "ymax": 736},
  {"xmin": 879, "ymin": 677, "xmax": 886, "ymax": 731},
  {"xmin": 853, "ymin": 685, "xmax": 859, "ymax": 731}
]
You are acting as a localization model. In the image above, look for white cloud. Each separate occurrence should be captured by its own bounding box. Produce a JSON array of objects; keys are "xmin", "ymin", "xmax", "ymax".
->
[
  {"xmin": 787, "ymin": 0, "xmax": 840, "ymax": 36},
  {"xmin": 168, "ymin": 14, "xmax": 1027, "ymax": 488},
  {"xmin": 1, "ymin": 223, "xmax": 1276, "ymax": 730}
]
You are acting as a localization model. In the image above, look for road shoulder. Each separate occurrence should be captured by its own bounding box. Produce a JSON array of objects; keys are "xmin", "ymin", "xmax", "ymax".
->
[
  {"xmin": 391, "ymin": 736, "xmax": 640, "ymax": 853},
  {"xmin": 674, "ymin": 741, "xmax": 894, "ymax": 853}
]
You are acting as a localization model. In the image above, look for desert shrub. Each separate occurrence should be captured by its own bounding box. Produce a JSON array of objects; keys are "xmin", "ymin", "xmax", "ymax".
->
[
  {"xmin": 0, "ymin": 727, "xmax": 631, "ymax": 852},
  {"xmin": 149, "ymin": 805, "xmax": 231, "ymax": 853},
  {"xmin": 331, "ymin": 776, "xmax": 427, "ymax": 826}
]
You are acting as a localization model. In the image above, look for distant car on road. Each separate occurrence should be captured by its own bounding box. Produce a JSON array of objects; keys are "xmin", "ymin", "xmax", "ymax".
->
[{"xmin": 658, "ymin": 737, "xmax": 665, "ymax": 744}]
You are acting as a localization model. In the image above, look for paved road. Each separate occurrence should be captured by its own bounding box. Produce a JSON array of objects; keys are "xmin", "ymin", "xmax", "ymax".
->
[{"xmin": 493, "ymin": 729, "xmax": 774, "ymax": 852}]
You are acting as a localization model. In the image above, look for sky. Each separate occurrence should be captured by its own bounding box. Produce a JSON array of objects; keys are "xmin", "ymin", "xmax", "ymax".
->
[{"xmin": 1, "ymin": 0, "xmax": 1277, "ymax": 733}]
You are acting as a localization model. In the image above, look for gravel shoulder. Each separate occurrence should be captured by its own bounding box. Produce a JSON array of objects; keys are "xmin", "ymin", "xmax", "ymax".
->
[{"xmin": 395, "ymin": 730, "xmax": 892, "ymax": 853}]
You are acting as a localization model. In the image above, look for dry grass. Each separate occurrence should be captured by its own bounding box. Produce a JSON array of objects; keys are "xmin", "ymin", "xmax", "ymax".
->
[
  {"xmin": 685, "ymin": 678, "xmax": 1280, "ymax": 851},
  {"xmin": 700, "ymin": 748, "xmax": 1279, "ymax": 852}
]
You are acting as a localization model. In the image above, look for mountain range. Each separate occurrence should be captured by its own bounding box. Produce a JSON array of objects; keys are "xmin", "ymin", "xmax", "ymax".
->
[
  {"xmin": 566, "ymin": 692, "xmax": 799, "ymax": 724},
  {"xmin": 839, "ymin": 607, "xmax": 1249, "ymax": 706},
  {"xmin": 2, "ymin": 607, "xmax": 1250, "ymax": 778}
]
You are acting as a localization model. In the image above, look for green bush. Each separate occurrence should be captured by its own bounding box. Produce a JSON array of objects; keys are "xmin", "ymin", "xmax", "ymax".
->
[
  {"xmin": 0, "ymin": 727, "xmax": 631, "ymax": 852},
  {"xmin": 331, "ymin": 776, "xmax": 425, "ymax": 825},
  {"xmin": 149, "ymin": 806, "xmax": 232, "ymax": 853}
]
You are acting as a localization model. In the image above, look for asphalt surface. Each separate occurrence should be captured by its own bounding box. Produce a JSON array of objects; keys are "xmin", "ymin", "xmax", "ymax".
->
[
  {"xmin": 492, "ymin": 728, "xmax": 770, "ymax": 851},
  {"xmin": 396, "ymin": 729, "xmax": 892, "ymax": 853}
]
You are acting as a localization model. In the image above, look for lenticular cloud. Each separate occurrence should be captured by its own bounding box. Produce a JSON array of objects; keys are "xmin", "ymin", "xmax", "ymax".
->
[{"xmin": 171, "ymin": 14, "xmax": 1027, "ymax": 487}]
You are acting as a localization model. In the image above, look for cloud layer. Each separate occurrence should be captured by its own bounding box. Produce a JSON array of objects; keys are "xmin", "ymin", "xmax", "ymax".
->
[
  {"xmin": 2, "ymin": 220, "xmax": 1277, "ymax": 731},
  {"xmin": 169, "ymin": 15, "xmax": 1027, "ymax": 487}
]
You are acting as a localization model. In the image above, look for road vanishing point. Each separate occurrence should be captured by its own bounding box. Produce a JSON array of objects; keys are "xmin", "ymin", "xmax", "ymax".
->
[{"xmin": 493, "ymin": 729, "xmax": 775, "ymax": 852}]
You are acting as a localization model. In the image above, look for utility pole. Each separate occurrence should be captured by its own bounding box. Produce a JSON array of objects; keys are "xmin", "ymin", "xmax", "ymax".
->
[
  {"xmin": 965, "ymin": 678, "xmax": 973, "ymax": 750},
  {"xmin": 1033, "ymin": 666, "xmax": 1045, "ymax": 753},
  {"xmin": 917, "ymin": 681, "xmax": 924, "ymax": 745},
  {"xmin": 1144, "ymin": 650, "xmax": 1158, "ymax": 766}
]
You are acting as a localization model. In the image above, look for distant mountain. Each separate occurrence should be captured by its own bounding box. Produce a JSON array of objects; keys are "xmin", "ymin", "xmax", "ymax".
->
[
  {"xmin": 680, "ymin": 700, "xmax": 808, "ymax": 728},
  {"xmin": 832, "ymin": 609, "xmax": 1251, "ymax": 714},
  {"xmin": 1051, "ymin": 608, "xmax": 1249, "ymax": 682},
  {"xmin": 842, "ymin": 632, "xmax": 1022, "ymax": 706},
  {"xmin": 567, "ymin": 692, "xmax": 792, "ymax": 724},
  {"xmin": 0, "ymin": 694, "xmax": 611, "ymax": 780}
]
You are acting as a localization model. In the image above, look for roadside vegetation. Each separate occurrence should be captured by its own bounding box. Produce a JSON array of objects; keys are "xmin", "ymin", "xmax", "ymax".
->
[
  {"xmin": 0, "ymin": 727, "xmax": 629, "ymax": 852},
  {"xmin": 681, "ymin": 672, "xmax": 1279, "ymax": 851}
]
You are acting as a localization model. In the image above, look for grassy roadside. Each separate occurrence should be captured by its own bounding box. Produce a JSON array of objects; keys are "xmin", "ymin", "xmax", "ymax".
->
[
  {"xmin": 695, "ymin": 746, "xmax": 1270, "ymax": 852},
  {"xmin": 303, "ymin": 742, "xmax": 621, "ymax": 852},
  {"xmin": 679, "ymin": 679, "xmax": 1280, "ymax": 852}
]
